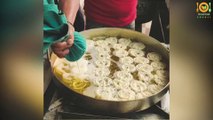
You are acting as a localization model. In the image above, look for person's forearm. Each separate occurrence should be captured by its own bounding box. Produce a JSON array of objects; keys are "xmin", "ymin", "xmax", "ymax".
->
[{"xmin": 59, "ymin": 0, "xmax": 80, "ymax": 24}]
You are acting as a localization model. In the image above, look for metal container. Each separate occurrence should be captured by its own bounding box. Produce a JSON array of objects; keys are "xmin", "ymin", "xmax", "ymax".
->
[{"xmin": 49, "ymin": 28, "xmax": 169, "ymax": 113}]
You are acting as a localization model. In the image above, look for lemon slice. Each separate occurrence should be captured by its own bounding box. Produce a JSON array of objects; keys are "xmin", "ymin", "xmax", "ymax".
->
[
  {"xmin": 72, "ymin": 78, "xmax": 90, "ymax": 90},
  {"xmin": 53, "ymin": 67, "xmax": 64, "ymax": 79},
  {"xmin": 73, "ymin": 81, "xmax": 87, "ymax": 89}
]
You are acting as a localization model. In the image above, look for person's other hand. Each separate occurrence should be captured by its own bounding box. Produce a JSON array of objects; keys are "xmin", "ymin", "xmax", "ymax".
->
[{"xmin": 51, "ymin": 24, "xmax": 74, "ymax": 58}]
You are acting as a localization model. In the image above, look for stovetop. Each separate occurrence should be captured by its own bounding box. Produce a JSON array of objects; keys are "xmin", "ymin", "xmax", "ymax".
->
[{"xmin": 44, "ymin": 80, "xmax": 169, "ymax": 120}]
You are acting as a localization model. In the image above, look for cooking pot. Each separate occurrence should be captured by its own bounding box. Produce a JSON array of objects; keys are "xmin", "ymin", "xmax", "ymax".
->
[{"xmin": 49, "ymin": 28, "xmax": 169, "ymax": 113}]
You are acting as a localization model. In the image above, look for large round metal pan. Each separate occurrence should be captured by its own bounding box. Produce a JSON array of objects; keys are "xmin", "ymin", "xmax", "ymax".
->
[{"xmin": 49, "ymin": 28, "xmax": 169, "ymax": 113}]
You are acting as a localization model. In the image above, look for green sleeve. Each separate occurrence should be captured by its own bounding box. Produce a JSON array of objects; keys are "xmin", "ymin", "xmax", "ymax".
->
[{"xmin": 43, "ymin": 0, "xmax": 86, "ymax": 61}]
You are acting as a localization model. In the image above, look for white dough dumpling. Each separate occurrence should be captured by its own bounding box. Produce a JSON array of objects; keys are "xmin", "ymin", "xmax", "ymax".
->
[
  {"xmin": 105, "ymin": 37, "xmax": 118, "ymax": 45},
  {"xmin": 112, "ymin": 43, "xmax": 127, "ymax": 50},
  {"xmin": 119, "ymin": 56, "xmax": 134, "ymax": 65},
  {"xmin": 114, "ymin": 71, "xmax": 133, "ymax": 80},
  {"xmin": 138, "ymin": 71, "xmax": 154, "ymax": 83},
  {"xmin": 95, "ymin": 40, "xmax": 107, "ymax": 47},
  {"xmin": 147, "ymin": 84, "xmax": 161, "ymax": 94},
  {"xmin": 95, "ymin": 46, "xmax": 111, "ymax": 53},
  {"xmin": 142, "ymin": 90, "xmax": 153, "ymax": 97},
  {"xmin": 134, "ymin": 56, "xmax": 149, "ymax": 64},
  {"xmin": 130, "ymin": 80, "xmax": 147, "ymax": 92},
  {"xmin": 136, "ymin": 64, "xmax": 154, "ymax": 73},
  {"xmin": 95, "ymin": 86, "xmax": 116, "ymax": 100},
  {"xmin": 93, "ymin": 68, "xmax": 110, "ymax": 77},
  {"xmin": 147, "ymin": 52, "xmax": 162, "ymax": 61},
  {"xmin": 129, "ymin": 42, "xmax": 146, "ymax": 50},
  {"xmin": 95, "ymin": 59, "xmax": 111, "ymax": 67},
  {"xmin": 112, "ymin": 78, "xmax": 129, "ymax": 90},
  {"xmin": 153, "ymin": 76, "xmax": 167, "ymax": 86},
  {"xmin": 113, "ymin": 49, "xmax": 128, "ymax": 58},
  {"xmin": 156, "ymin": 70, "xmax": 169, "ymax": 78},
  {"xmin": 151, "ymin": 61, "xmax": 166, "ymax": 70},
  {"xmin": 120, "ymin": 64, "xmax": 136, "ymax": 73},
  {"xmin": 128, "ymin": 49, "xmax": 145, "ymax": 57},
  {"xmin": 93, "ymin": 78, "xmax": 106, "ymax": 87},
  {"xmin": 117, "ymin": 89, "xmax": 135, "ymax": 100},
  {"xmin": 118, "ymin": 38, "xmax": 132, "ymax": 46}
]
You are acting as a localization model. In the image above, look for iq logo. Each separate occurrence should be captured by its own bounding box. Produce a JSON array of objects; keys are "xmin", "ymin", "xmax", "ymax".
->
[{"xmin": 196, "ymin": 2, "xmax": 212, "ymax": 19}]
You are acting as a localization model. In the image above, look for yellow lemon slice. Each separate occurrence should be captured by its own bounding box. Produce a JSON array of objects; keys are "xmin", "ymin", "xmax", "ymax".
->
[
  {"xmin": 53, "ymin": 67, "xmax": 64, "ymax": 79},
  {"xmin": 72, "ymin": 80, "xmax": 87, "ymax": 90},
  {"xmin": 71, "ymin": 77, "xmax": 90, "ymax": 91}
]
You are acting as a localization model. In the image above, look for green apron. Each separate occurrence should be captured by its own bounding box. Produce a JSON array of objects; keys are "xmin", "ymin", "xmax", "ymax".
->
[{"xmin": 43, "ymin": 0, "xmax": 86, "ymax": 61}]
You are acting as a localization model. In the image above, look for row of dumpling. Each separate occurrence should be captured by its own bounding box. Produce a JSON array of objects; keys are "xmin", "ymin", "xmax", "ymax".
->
[
  {"xmin": 109, "ymin": 54, "xmax": 167, "ymax": 83},
  {"xmin": 87, "ymin": 37, "xmax": 146, "ymax": 59},
  {"xmin": 116, "ymin": 62, "xmax": 168, "ymax": 87},
  {"xmin": 87, "ymin": 36, "xmax": 145, "ymax": 52},
  {"xmin": 88, "ymin": 37, "xmax": 164, "ymax": 60},
  {"xmin": 91, "ymin": 68, "xmax": 168, "ymax": 101},
  {"xmin": 93, "ymin": 74, "xmax": 165, "ymax": 101}
]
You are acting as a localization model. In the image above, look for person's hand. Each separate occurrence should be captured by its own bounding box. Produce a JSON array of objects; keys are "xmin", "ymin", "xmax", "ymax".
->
[{"xmin": 51, "ymin": 23, "xmax": 75, "ymax": 58}]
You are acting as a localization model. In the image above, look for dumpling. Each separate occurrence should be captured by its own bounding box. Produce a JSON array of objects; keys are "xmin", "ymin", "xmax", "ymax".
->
[
  {"xmin": 117, "ymin": 89, "xmax": 135, "ymax": 100},
  {"xmin": 95, "ymin": 46, "xmax": 111, "ymax": 53},
  {"xmin": 118, "ymin": 38, "xmax": 132, "ymax": 46},
  {"xmin": 119, "ymin": 56, "xmax": 134, "ymax": 65},
  {"xmin": 135, "ymin": 93, "xmax": 145, "ymax": 99},
  {"xmin": 112, "ymin": 43, "xmax": 127, "ymax": 50},
  {"xmin": 147, "ymin": 52, "xmax": 162, "ymax": 61},
  {"xmin": 128, "ymin": 49, "xmax": 145, "ymax": 57},
  {"xmin": 134, "ymin": 56, "xmax": 149, "ymax": 64},
  {"xmin": 147, "ymin": 84, "xmax": 161, "ymax": 94},
  {"xmin": 113, "ymin": 49, "xmax": 128, "ymax": 58},
  {"xmin": 130, "ymin": 80, "xmax": 147, "ymax": 92},
  {"xmin": 114, "ymin": 71, "xmax": 133, "ymax": 81},
  {"xmin": 141, "ymin": 90, "xmax": 153, "ymax": 97},
  {"xmin": 95, "ymin": 86, "xmax": 116, "ymax": 100},
  {"xmin": 93, "ymin": 77, "xmax": 106, "ymax": 87},
  {"xmin": 105, "ymin": 37, "xmax": 118, "ymax": 45},
  {"xmin": 153, "ymin": 76, "xmax": 167, "ymax": 86},
  {"xmin": 138, "ymin": 71, "xmax": 154, "ymax": 83},
  {"xmin": 112, "ymin": 78, "xmax": 129, "ymax": 90},
  {"xmin": 129, "ymin": 42, "xmax": 146, "ymax": 50},
  {"xmin": 156, "ymin": 70, "xmax": 169, "ymax": 79},
  {"xmin": 136, "ymin": 64, "xmax": 154, "ymax": 73},
  {"xmin": 93, "ymin": 68, "xmax": 110, "ymax": 77},
  {"xmin": 95, "ymin": 59, "xmax": 111, "ymax": 67},
  {"xmin": 95, "ymin": 40, "xmax": 107, "ymax": 47},
  {"xmin": 120, "ymin": 64, "xmax": 136, "ymax": 73},
  {"xmin": 151, "ymin": 61, "xmax": 166, "ymax": 70}
]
